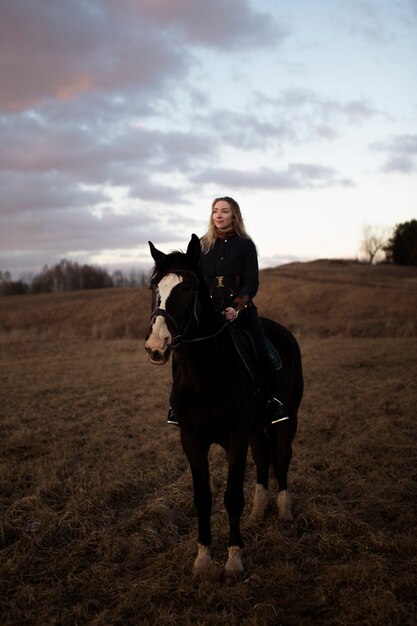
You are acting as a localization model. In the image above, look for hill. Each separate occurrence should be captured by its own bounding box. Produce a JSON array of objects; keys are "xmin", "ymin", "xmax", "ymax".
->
[
  {"xmin": 1, "ymin": 260, "xmax": 416, "ymax": 341},
  {"xmin": 1, "ymin": 259, "xmax": 417, "ymax": 625},
  {"xmin": 260, "ymin": 260, "xmax": 417, "ymax": 338}
]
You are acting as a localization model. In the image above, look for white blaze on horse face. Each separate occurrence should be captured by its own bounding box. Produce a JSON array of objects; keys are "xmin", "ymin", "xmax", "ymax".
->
[{"xmin": 147, "ymin": 273, "xmax": 183, "ymax": 353}]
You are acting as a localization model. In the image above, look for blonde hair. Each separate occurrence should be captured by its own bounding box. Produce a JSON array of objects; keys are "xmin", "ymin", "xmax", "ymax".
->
[{"xmin": 200, "ymin": 196, "xmax": 250, "ymax": 253}]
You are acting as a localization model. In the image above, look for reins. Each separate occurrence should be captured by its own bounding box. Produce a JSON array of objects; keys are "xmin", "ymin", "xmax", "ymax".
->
[{"xmin": 172, "ymin": 320, "xmax": 229, "ymax": 348}]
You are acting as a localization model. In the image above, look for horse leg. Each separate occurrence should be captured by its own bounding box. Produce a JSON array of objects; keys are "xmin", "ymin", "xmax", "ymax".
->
[
  {"xmin": 180, "ymin": 430, "xmax": 213, "ymax": 576},
  {"xmin": 248, "ymin": 429, "xmax": 270, "ymax": 523},
  {"xmin": 270, "ymin": 420, "xmax": 297, "ymax": 522},
  {"xmin": 223, "ymin": 437, "xmax": 248, "ymax": 579}
]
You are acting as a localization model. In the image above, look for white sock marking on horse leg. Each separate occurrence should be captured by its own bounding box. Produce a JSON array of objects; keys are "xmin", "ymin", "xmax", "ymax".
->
[
  {"xmin": 193, "ymin": 543, "xmax": 211, "ymax": 575},
  {"xmin": 224, "ymin": 545, "xmax": 244, "ymax": 579},
  {"xmin": 277, "ymin": 489, "xmax": 293, "ymax": 522},
  {"xmin": 248, "ymin": 483, "xmax": 268, "ymax": 523}
]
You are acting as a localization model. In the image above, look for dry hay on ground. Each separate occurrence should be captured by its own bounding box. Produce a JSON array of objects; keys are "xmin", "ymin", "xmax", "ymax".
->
[
  {"xmin": 1, "ymin": 260, "xmax": 417, "ymax": 625},
  {"xmin": 1, "ymin": 335, "xmax": 416, "ymax": 625}
]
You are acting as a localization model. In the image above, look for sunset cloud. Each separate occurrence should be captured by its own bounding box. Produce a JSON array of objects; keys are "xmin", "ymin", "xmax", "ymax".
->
[
  {"xmin": 371, "ymin": 134, "xmax": 417, "ymax": 174},
  {"xmin": 0, "ymin": 0, "xmax": 415, "ymax": 276}
]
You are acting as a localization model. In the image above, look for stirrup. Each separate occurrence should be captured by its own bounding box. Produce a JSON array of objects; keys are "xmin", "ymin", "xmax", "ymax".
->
[
  {"xmin": 167, "ymin": 407, "xmax": 180, "ymax": 427},
  {"xmin": 270, "ymin": 415, "xmax": 290, "ymax": 424},
  {"xmin": 267, "ymin": 398, "xmax": 290, "ymax": 424}
]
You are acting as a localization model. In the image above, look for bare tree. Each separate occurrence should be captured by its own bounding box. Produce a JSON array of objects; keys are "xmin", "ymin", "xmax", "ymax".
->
[{"xmin": 360, "ymin": 224, "xmax": 391, "ymax": 264}]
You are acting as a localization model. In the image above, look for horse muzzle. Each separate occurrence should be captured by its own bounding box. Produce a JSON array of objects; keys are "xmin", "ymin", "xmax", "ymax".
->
[{"xmin": 145, "ymin": 345, "xmax": 171, "ymax": 365}]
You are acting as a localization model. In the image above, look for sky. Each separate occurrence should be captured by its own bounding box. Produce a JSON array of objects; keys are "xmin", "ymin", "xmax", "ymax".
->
[{"xmin": 1, "ymin": 0, "xmax": 416, "ymax": 277}]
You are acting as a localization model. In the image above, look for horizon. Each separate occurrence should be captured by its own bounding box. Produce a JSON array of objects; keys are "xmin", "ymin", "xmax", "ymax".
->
[{"xmin": 2, "ymin": 252, "xmax": 397, "ymax": 286}]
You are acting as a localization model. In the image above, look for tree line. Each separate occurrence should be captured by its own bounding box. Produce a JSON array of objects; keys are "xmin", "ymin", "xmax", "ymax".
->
[
  {"xmin": 385, "ymin": 219, "xmax": 417, "ymax": 266},
  {"xmin": 0, "ymin": 259, "xmax": 149, "ymax": 296},
  {"xmin": 361, "ymin": 219, "xmax": 417, "ymax": 264},
  {"xmin": 2, "ymin": 220, "xmax": 416, "ymax": 296}
]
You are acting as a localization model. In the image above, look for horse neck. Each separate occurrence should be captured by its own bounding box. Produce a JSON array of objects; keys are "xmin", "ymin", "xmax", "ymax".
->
[
  {"xmin": 196, "ymin": 281, "xmax": 219, "ymax": 335},
  {"xmin": 177, "ymin": 282, "xmax": 233, "ymax": 370}
]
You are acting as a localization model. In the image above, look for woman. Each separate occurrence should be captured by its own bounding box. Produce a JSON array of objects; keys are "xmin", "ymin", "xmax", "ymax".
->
[
  {"xmin": 200, "ymin": 196, "xmax": 288, "ymax": 423},
  {"xmin": 167, "ymin": 196, "xmax": 288, "ymax": 425}
]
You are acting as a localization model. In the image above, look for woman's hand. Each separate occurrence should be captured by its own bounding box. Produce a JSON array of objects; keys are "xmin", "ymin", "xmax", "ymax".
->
[{"xmin": 224, "ymin": 306, "xmax": 238, "ymax": 322}]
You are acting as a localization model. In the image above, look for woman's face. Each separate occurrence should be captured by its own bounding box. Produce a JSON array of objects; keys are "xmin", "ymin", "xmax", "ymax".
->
[{"xmin": 212, "ymin": 200, "xmax": 234, "ymax": 231}]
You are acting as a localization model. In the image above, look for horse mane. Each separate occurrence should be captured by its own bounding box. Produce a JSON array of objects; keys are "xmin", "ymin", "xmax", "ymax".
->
[
  {"xmin": 150, "ymin": 250, "xmax": 184, "ymax": 283},
  {"xmin": 150, "ymin": 249, "xmax": 205, "ymax": 286}
]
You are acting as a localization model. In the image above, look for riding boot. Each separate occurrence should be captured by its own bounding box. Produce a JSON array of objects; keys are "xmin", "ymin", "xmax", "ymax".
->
[
  {"xmin": 167, "ymin": 406, "xmax": 180, "ymax": 427},
  {"xmin": 261, "ymin": 359, "xmax": 290, "ymax": 424}
]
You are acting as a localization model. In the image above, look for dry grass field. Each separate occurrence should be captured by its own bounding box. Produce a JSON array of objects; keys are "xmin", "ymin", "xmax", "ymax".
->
[{"xmin": 1, "ymin": 260, "xmax": 417, "ymax": 625}]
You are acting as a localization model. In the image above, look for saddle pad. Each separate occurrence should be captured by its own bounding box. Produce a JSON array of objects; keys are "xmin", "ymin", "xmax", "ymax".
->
[
  {"xmin": 228, "ymin": 326, "xmax": 257, "ymax": 382},
  {"xmin": 229, "ymin": 327, "xmax": 282, "ymax": 382}
]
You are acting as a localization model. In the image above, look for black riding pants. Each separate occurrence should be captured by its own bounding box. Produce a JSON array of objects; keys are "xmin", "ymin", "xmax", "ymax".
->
[{"xmin": 234, "ymin": 307, "xmax": 281, "ymax": 400}]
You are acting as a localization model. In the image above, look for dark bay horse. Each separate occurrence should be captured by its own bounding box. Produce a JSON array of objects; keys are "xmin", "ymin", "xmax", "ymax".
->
[{"xmin": 145, "ymin": 234, "xmax": 303, "ymax": 579}]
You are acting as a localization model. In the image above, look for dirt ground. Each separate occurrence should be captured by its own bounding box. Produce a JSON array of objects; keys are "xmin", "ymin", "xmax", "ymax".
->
[{"xmin": 1, "ymin": 333, "xmax": 416, "ymax": 625}]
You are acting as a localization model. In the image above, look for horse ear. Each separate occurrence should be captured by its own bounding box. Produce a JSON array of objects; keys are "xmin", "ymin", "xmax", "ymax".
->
[
  {"xmin": 149, "ymin": 241, "xmax": 166, "ymax": 263},
  {"xmin": 186, "ymin": 234, "xmax": 201, "ymax": 266}
]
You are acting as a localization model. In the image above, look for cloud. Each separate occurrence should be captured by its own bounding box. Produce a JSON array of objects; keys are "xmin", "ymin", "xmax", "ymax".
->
[
  {"xmin": 0, "ymin": 108, "xmax": 218, "ymax": 191},
  {"xmin": 371, "ymin": 133, "xmax": 417, "ymax": 173},
  {"xmin": 192, "ymin": 164, "xmax": 353, "ymax": 190},
  {"xmin": 0, "ymin": 0, "xmax": 411, "ymax": 278},
  {"xmin": 0, "ymin": 0, "xmax": 285, "ymax": 112},
  {"xmin": 132, "ymin": 0, "xmax": 287, "ymax": 49},
  {"xmin": 194, "ymin": 109, "xmax": 293, "ymax": 149},
  {"xmin": 128, "ymin": 176, "xmax": 190, "ymax": 205},
  {"xmin": 204, "ymin": 89, "xmax": 380, "ymax": 152},
  {"xmin": 0, "ymin": 186, "xmax": 187, "ymax": 275},
  {"xmin": 333, "ymin": 0, "xmax": 395, "ymax": 44},
  {"xmin": 261, "ymin": 88, "xmax": 380, "ymax": 127},
  {"xmin": 332, "ymin": 0, "xmax": 417, "ymax": 45},
  {"xmin": 0, "ymin": 172, "xmax": 108, "ymax": 215},
  {"xmin": 189, "ymin": 89, "xmax": 381, "ymax": 155},
  {"xmin": 0, "ymin": 0, "xmax": 191, "ymax": 112}
]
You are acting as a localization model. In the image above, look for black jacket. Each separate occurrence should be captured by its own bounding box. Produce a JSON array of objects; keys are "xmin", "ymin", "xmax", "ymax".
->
[{"xmin": 201, "ymin": 235, "xmax": 259, "ymax": 312}]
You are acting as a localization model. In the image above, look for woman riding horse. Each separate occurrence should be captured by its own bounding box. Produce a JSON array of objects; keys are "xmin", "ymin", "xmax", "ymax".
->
[
  {"xmin": 168, "ymin": 196, "xmax": 288, "ymax": 426},
  {"xmin": 145, "ymin": 223, "xmax": 304, "ymax": 579}
]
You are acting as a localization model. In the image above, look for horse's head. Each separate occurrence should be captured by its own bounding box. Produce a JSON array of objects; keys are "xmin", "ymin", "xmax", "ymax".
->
[{"xmin": 145, "ymin": 234, "xmax": 201, "ymax": 365}]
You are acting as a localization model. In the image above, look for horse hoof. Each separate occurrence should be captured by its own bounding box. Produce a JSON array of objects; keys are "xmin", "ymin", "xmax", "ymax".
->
[
  {"xmin": 192, "ymin": 544, "xmax": 213, "ymax": 578},
  {"xmin": 277, "ymin": 490, "xmax": 293, "ymax": 522},
  {"xmin": 193, "ymin": 563, "xmax": 221, "ymax": 582},
  {"xmin": 224, "ymin": 569, "xmax": 244, "ymax": 585},
  {"xmin": 224, "ymin": 563, "xmax": 244, "ymax": 584},
  {"xmin": 224, "ymin": 546, "xmax": 244, "ymax": 583},
  {"xmin": 248, "ymin": 483, "xmax": 268, "ymax": 524}
]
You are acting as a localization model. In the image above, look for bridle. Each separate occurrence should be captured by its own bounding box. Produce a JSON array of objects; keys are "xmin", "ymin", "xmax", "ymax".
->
[{"xmin": 150, "ymin": 269, "xmax": 229, "ymax": 349}]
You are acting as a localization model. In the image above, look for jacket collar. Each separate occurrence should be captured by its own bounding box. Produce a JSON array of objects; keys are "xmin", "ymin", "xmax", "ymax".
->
[{"xmin": 215, "ymin": 227, "xmax": 236, "ymax": 240}]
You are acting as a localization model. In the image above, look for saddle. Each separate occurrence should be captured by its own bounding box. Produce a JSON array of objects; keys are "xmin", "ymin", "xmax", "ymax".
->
[{"xmin": 228, "ymin": 325, "xmax": 282, "ymax": 385}]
